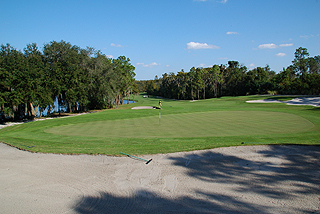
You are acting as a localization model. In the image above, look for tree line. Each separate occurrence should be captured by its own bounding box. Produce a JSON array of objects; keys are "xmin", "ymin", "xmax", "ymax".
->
[
  {"xmin": 0, "ymin": 40, "xmax": 137, "ymax": 122},
  {"xmin": 140, "ymin": 47, "xmax": 320, "ymax": 100}
]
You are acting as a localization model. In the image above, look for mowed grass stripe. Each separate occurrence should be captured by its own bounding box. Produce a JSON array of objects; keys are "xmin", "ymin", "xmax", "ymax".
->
[{"xmin": 45, "ymin": 111, "xmax": 314, "ymax": 138}]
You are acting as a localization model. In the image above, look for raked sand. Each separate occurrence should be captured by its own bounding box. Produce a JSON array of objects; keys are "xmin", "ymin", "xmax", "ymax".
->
[
  {"xmin": 1, "ymin": 97, "xmax": 320, "ymax": 213},
  {"xmin": 1, "ymin": 143, "xmax": 319, "ymax": 214},
  {"xmin": 246, "ymin": 96, "xmax": 320, "ymax": 107}
]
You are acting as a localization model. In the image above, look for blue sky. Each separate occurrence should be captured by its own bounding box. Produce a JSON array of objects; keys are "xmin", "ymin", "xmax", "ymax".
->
[{"xmin": 1, "ymin": 0, "xmax": 319, "ymax": 80}]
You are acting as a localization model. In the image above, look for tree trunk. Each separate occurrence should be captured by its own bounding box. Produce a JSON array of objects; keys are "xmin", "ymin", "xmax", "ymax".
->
[
  {"xmin": 25, "ymin": 103, "xmax": 28, "ymax": 117},
  {"xmin": 203, "ymin": 82, "xmax": 206, "ymax": 99},
  {"xmin": 117, "ymin": 96, "xmax": 119, "ymax": 108},
  {"xmin": 68, "ymin": 102, "xmax": 72, "ymax": 113},
  {"xmin": 214, "ymin": 73, "xmax": 218, "ymax": 98},
  {"xmin": 116, "ymin": 94, "xmax": 120, "ymax": 108},
  {"xmin": 28, "ymin": 103, "xmax": 37, "ymax": 119},
  {"xmin": 58, "ymin": 95, "xmax": 61, "ymax": 115},
  {"xmin": 34, "ymin": 105, "xmax": 39, "ymax": 117},
  {"xmin": 191, "ymin": 80, "xmax": 193, "ymax": 100},
  {"xmin": 48, "ymin": 105, "xmax": 52, "ymax": 116},
  {"xmin": 127, "ymin": 91, "xmax": 129, "ymax": 104}
]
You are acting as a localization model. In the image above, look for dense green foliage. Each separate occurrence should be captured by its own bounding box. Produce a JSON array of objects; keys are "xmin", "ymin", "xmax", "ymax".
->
[
  {"xmin": 0, "ymin": 41, "xmax": 136, "ymax": 122},
  {"xmin": 0, "ymin": 95, "xmax": 319, "ymax": 155},
  {"xmin": 141, "ymin": 47, "xmax": 320, "ymax": 99},
  {"xmin": 2, "ymin": 43, "xmax": 319, "ymax": 124}
]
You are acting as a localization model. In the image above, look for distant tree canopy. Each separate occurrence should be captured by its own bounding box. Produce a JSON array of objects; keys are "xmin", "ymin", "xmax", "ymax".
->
[
  {"xmin": 0, "ymin": 40, "xmax": 136, "ymax": 122},
  {"xmin": 140, "ymin": 47, "xmax": 319, "ymax": 100},
  {"xmin": 1, "ymin": 43, "xmax": 319, "ymax": 122}
]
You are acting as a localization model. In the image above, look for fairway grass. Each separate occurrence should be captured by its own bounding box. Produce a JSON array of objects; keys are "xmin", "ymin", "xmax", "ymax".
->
[
  {"xmin": 1, "ymin": 95, "xmax": 319, "ymax": 155},
  {"xmin": 45, "ymin": 111, "xmax": 314, "ymax": 138}
]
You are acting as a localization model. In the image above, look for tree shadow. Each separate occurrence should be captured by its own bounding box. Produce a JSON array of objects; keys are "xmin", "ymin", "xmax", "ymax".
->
[
  {"xmin": 283, "ymin": 97, "xmax": 320, "ymax": 108},
  {"xmin": 73, "ymin": 145, "xmax": 320, "ymax": 213},
  {"xmin": 73, "ymin": 189, "xmax": 268, "ymax": 214},
  {"xmin": 169, "ymin": 145, "xmax": 320, "ymax": 198},
  {"xmin": 256, "ymin": 145, "xmax": 320, "ymax": 194},
  {"xmin": 307, "ymin": 107, "xmax": 320, "ymax": 111}
]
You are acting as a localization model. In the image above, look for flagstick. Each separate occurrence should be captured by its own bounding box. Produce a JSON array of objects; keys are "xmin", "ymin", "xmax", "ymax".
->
[
  {"xmin": 158, "ymin": 100, "xmax": 162, "ymax": 126},
  {"xmin": 159, "ymin": 108, "xmax": 161, "ymax": 126}
]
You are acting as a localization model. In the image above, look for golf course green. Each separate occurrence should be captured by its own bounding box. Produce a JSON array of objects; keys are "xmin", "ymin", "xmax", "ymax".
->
[
  {"xmin": 1, "ymin": 95, "xmax": 319, "ymax": 155},
  {"xmin": 46, "ymin": 111, "xmax": 313, "ymax": 138}
]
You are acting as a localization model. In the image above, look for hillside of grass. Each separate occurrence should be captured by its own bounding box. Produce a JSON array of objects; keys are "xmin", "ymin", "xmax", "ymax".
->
[{"xmin": 1, "ymin": 95, "xmax": 319, "ymax": 155}]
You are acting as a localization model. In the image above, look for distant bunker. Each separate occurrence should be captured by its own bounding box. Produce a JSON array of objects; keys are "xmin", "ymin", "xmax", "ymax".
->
[{"xmin": 131, "ymin": 106, "xmax": 160, "ymax": 110}]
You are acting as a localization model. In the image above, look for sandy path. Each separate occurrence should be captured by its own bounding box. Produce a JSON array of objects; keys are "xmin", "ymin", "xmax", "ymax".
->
[{"xmin": 1, "ymin": 143, "xmax": 319, "ymax": 214}]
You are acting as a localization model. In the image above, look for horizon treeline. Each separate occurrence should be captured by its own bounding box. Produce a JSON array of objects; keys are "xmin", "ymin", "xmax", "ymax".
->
[
  {"xmin": 0, "ymin": 40, "xmax": 137, "ymax": 122},
  {"xmin": 138, "ymin": 47, "xmax": 320, "ymax": 100}
]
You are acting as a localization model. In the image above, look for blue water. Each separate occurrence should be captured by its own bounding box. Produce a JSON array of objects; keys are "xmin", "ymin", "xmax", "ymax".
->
[
  {"xmin": 36, "ymin": 98, "xmax": 134, "ymax": 117},
  {"xmin": 36, "ymin": 98, "xmax": 66, "ymax": 117},
  {"xmin": 118, "ymin": 100, "xmax": 135, "ymax": 105}
]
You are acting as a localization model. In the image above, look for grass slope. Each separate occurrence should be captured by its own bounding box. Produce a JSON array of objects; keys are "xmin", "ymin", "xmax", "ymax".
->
[
  {"xmin": 1, "ymin": 95, "xmax": 319, "ymax": 155},
  {"xmin": 46, "ymin": 111, "xmax": 313, "ymax": 138}
]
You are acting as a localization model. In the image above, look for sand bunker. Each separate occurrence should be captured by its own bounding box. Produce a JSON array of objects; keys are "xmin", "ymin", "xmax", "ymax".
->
[
  {"xmin": 131, "ymin": 106, "xmax": 158, "ymax": 109},
  {"xmin": 1, "ymin": 143, "xmax": 319, "ymax": 213},
  {"xmin": 246, "ymin": 97, "xmax": 320, "ymax": 107}
]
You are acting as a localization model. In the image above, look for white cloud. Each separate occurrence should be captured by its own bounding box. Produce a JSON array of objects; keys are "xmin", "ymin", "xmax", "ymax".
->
[
  {"xmin": 226, "ymin": 31, "xmax": 238, "ymax": 35},
  {"xmin": 218, "ymin": 57, "xmax": 228, "ymax": 60},
  {"xmin": 137, "ymin": 62, "xmax": 160, "ymax": 68},
  {"xmin": 194, "ymin": 0, "xmax": 227, "ymax": 2},
  {"xmin": 258, "ymin": 43, "xmax": 278, "ymax": 49},
  {"xmin": 300, "ymin": 35, "xmax": 309, "ymax": 39},
  {"xmin": 258, "ymin": 43, "xmax": 294, "ymax": 49},
  {"xmin": 249, "ymin": 63, "xmax": 255, "ymax": 67},
  {"xmin": 276, "ymin": 53, "xmax": 286, "ymax": 57},
  {"xmin": 110, "ymin": 43, "xmax": 124, "ymax": 48},
  {"xmin": 279, "ymin": 43, "xmax": 294, "ymax": 47},
  {"xmin": 198, "ymin": 63, "xmax": 213, "ymax": 68},
  {"xmin": 187, "ymin": 42, "xmax": 220, "ymax": 50},
  {"xmin": 300, "ymin": 35, "xmax": 315, "ymax": 39},
  {"xmin": 106, "ymin": 55, "xmax": 114, "ymax": 58}
]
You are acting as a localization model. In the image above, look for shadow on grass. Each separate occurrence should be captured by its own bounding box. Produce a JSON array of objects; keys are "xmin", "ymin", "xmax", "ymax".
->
[
  {"xmin": 73, "ymin": 145, "xmax": 320, "ymax": 213},
  {"xmin": 307, "ymin": 107, "xmax": 320, "ymax": 111}
]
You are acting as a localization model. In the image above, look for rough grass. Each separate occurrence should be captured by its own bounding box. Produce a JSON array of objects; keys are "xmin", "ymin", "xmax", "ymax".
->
[{"xmin": 1, "ymin": 95, "xmax": 319, "ymax": 155}]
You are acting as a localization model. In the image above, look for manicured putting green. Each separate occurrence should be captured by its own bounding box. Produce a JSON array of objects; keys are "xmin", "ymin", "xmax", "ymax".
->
[{"xmin": 45, "ymin": 111, "xmax": 314, "ymax": 138}]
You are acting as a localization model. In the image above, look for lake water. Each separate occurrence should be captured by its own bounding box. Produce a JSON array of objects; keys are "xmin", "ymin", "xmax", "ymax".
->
[{"xmin": 37, "ymin": 98, "xmax": 134, "ymax": 117}]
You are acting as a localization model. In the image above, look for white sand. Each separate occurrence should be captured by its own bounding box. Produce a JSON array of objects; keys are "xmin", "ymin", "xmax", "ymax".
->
[
  {"xmin": 131, "ymin": 106, "xmax": 156, "ymax": 109},
  {"xmin": 246, "ymin": 97, "xmax": 320, "ymax": 107},
  {"xmin": 1, "ymin": 97, "xmax": 319, "ymax": 213},
  {"xmin": 1, "ymin": 143, "xmax": 319, "ymax": 214}
]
